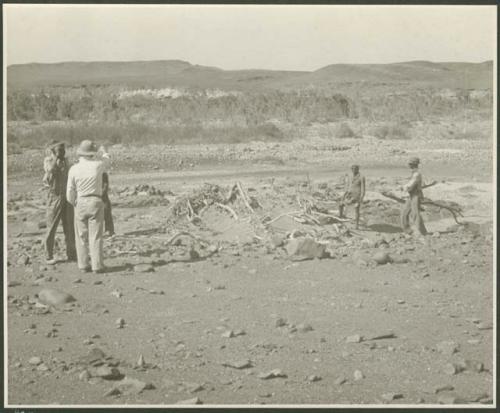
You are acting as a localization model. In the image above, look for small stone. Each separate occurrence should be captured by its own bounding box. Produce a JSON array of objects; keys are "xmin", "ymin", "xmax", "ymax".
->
[
  {"xmin": 185, "ymin": 382, "xmax": 205, "ymax": 393},
  {"xmin": 373, "ymin": 251, "xmax": 391, "ymax": 265},
  {"xmin": 258, "ymin": 369, "xmax": 287, "ymax": 379},
  {"xmin": 93, "ymin": 280, "xmax": 103, "ymax": 285},
  {"xmin": 296, "ymin": 323, "xmax": 313, "ymax": 333},
  {"xmin": 353, "ymin": 370, "xmax": 364, "ymax": 380},
  {"xmin": 114, "ymin": 377, "xmax": 151, "ymax": 395},
  {"xmin": 104, "ymin": 387, "xmax": 121, "ymax": 397},
  {"xmin": 110, "ymin": 290, "xmax": 122, "ymax": 298},
  {"xmin": 464, "ymin": 359, "xmax": 484, "ymax": 373},
  {"xmin": 335, "ymin": 376, "xmax": 347, "ymax": 385},
  {"xmin": 436, "ymin": 340, "xmax": 459, "ymax": 355},
  {"xmin": 38, "ymin": 288, "xmax": 76, "ymax": 306},
  {"xmin": 382, "ymin": 393, "xmax": 403, "ymax": 401},
  {"xmin": 73, "ymin": 278, "xmax": 83, "ymax": 284},
  {"xmin": 137, "ymin": 354, "xmax": 146, "ymax": 368},
  {"xmin": 94, "ymin": 366, "xmax": 122, "ymax": 380},
  {"xmin": 116, "ymin": 318, "xmax": 125, "ymax": 329},
  {"xmin": 275, "ymin": 318, "xmax": 287, "ymax": 327},
  {"xmin": 435, "ymin": 385, "xmax": 454, "ymax": 394},
  {"xmin": 437, "ymin": 393, "xmax": 464, "ymax": 404},
  {"xmin": 8, "ymin": 281, "xmax": 22, "ymax": 287},
  {"xmin": 346, "ymin": 334, "xmax": 363, "ymax": 343},
  {"xmin": 29, "ymin": 356, "xmax": 42, "ymax": 366},
  {"xmin": 79, "ymin": 370, "xmax": 91, "ymax": 381},
  {"xmin": 134, "ymin": 263, "xmax": 155, "ymax": 273},
  {"xmin": 176, "ymin": 397, "xmax": 203, "ymax": 405},
  {"xmin": 306, "ymin": 375, "xmax": 322, "ymax": 383},
  {"xmin": 222, "ymin": 359, "xmax": 253, "ymax": 369},
  {"xmin": 476, "ymin": 322, "xmax": 493, "ymax": 330},
  {"xmin": 443, "ymin": 363, "xmax": 464, "ymax": 375},
  {"xmin": 37, "ymin": 364, "xmax": 49, "ymax": 372}
]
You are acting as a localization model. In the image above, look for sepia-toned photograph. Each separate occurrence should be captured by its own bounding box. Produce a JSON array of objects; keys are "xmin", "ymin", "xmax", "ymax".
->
[{"xmin": 3, "ymin": 3, "xmax": 496, "ymax": 408}]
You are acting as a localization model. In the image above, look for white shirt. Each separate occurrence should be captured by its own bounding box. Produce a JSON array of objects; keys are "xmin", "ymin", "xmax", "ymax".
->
[{"xmin": 66, "ymin": 153, "xmax": 111, "ymax": 206}]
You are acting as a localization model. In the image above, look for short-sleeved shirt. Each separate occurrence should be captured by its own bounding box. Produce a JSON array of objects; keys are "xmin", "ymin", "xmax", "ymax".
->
[{"xmin": 66, "ymin": 154, "xmax": 111, "ymax": 205}]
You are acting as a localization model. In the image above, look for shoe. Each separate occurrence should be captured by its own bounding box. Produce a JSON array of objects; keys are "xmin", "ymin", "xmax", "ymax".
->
[
  {"xmin": 79, "ymin": 266, "xmax": 92, "ymax": 273},
  {"xmin": 46, "ymin": 258, "xmax": 57, "ymax": 265}
]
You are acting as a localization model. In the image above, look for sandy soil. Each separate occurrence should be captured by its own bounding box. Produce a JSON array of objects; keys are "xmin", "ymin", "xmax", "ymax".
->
[{"xmin": 5, "ymin": 135, "xmax": 495, "ymax": 406}]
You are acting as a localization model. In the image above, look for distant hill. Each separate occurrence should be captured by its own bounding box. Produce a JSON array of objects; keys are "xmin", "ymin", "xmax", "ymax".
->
[{"xmin": 7, "ymin": 59, "xmax": 493, "ymax": 91}]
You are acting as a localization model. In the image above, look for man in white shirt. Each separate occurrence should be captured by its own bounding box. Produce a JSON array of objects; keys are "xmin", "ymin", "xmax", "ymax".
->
[{"xmin": 66, "ymin": 140, "xmax": 111, "ymax": 273}]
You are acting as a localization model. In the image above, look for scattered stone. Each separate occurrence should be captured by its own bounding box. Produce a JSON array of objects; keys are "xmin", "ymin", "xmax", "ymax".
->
[
  {"xmin": 73, "ymin": 279, "xmax": 83, "ymax": 284},
  {"xmin": 134, "ymin": 263, "xmax": 154, "ymax": 273},
  {"xmin": 382, "ymin": 393, "xmax": 403, "ymax": 401},
  {"xmin": 37, "ymin": 364, "xmax": 49, "ymax": 372},
  {"xmin": 29, "ymin": 356, "xmax": 42, "ymax": 366},
  {"xmin": 258, "ymin": 369, "xmax": 287, "ymax": 379},
  {"xmin": 346, "ymin": 334, "xmax": 363, "ymax": 343},
  {"xmin": 112, "ymin": 377, "xmax": 153, "ymax": 395},
  {"xmin": 93, "ymin": 280, "xmax": 103, "ymax": 285},
  {"xmin": 185, "ymin": 382, "xmax": 205, "ymax": 393},
  {"xmin": 435, "ymin": 385, "xmax": 454, "ymax": 394},
  {"xmin": 286, "ymin": 238, "xmax": 328, "ymax": 260},
  {"xmin": 110, "ymin": 290, "xmax": 122, "ymax": 298},
  {"xmin": 221, "ymin": 329, "xmax": 246, "ymax": 338},
  {"xmin": 464, "ymin": 359, "xmax": 484, "ymax": 373},
  {"xmin": 176, "ymin": 397, "xmax": 203, "ymax": 405},
  {"xmin": 367, "ymin": 332, "xmax": 396, "ymax": 341},
  {"xmin": 372, "ymin": 251, "xmax": 392, "ymax": 265},
  {"xmin": 437, "ymin": 393, "xmax": 465, "ymax": 404},
  {"xmin": 296, "ymin": 323, "xmax": 313, "ymax": 333},
  {"xmin": 353, "ymin": 370, "xmax": 364, "ymax": 381},
  {"xmin": 8, "ymin": 281, "xmax": 22, "ymax": 287},
  {"xmin": 221, "ymin": 359, "xmax": 253, "ymax": 369},
  {"xmin": 443, "ymin": 363, "xmax": 465, "ymax": 376},
  {"xmin": 335, "ymin": 377, "xmax": 347, "ymax": 385},
  {"xmin": 94, "ymin": 366, "xmax": 122, "ymax": 380},
  {"xmin": 436, "ymin": 341, "xmax": 460, "ymax": 355},
  {"xmin": 116, "ymin": 318, "xmax": 125, "ymax": 329},
  {"xmin": 476, "ymin": 322, "xmax": 493, "ymax": 330},
  {"xmin": 79, "ymin": 370, "xmax": 91, "ymax": 381},
  {"xmin": 38, "ymin": 288, "xmax": 76, "ymax": 306},
  {"xmin": 275, "ymin": 318, "xmax": 287, "ymax": 327},
  {"xmin": 137, "ymin": 354, "xmax": 145, "ymax": 368},
  {"xmin": 104, "ymin": 387, "xmax": 121, "ymax": 397},
  {"xmin": 306, "ymin": 375, "xmax": 322, "ymax": 383}
]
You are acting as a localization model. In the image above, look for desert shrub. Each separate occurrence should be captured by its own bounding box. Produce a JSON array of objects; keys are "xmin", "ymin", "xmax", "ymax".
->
[
  {"xmin": 371, "ymin": 122, "xmax": 410, "ymax": 140},
  {"xmin": 10, "ymin": 121, "xmax": 289, "ymax": 148}
]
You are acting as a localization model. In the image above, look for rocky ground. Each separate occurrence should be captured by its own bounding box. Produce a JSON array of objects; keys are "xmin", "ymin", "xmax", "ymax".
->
[{"xmin": 5, "ymin": 130, "xmax": 495, "ymax": 406}]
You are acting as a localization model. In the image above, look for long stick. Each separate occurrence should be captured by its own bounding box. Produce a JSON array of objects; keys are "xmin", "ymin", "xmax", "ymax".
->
[
  {"xmin": 236, "ymin": 181, "xmax": 255, "ymax": 213},
  {"xmin": 264, "ymin": 210, "xmax": 303, "ymax": 225}
]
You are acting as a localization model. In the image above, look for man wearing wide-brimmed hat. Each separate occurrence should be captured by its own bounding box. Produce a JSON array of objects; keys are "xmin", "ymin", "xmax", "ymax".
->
[
  {"xmin": 43, "ymin": 141, "xmax": 77, "ymax": 265},
  {"xmin": 400, "ymin": 157, "xmax": 428, "ymax": 235},
  {"xmin": 66, "ymin": 140, "xmax": 111, "ymax": 273}
]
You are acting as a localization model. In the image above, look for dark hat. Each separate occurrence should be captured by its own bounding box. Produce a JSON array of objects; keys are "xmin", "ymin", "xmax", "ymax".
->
[
  {"xmin": 77, "ymin": 140, "xmax": 98, "ymax": 156},
  {"xmin": 408, "ymin": 157, "xmax": 420, "ymax": 166}
]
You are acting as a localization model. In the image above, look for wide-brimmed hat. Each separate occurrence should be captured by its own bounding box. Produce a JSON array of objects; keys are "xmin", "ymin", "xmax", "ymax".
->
[
  {"xmin": 47, "ymin": 140, "xmax": 65, "ymax": 150},
  {"xmin": 408, "ymin": 156, "xmax": 420, "ymax": 166},
  {"xmin": 77, "ymin": 140, "xmax": 98, "ymax": 156}
]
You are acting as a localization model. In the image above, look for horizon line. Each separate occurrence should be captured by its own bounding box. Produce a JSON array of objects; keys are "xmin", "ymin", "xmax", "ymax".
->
[{"xmin": 6, "ymin": 58, "xmax": 494, "ymax": 73}]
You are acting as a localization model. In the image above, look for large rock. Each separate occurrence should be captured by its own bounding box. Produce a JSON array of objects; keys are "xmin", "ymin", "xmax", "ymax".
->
[
  {"xmin": 38, "ymin": 288, "xmax": 76, "ymax": 306},
  {"xmin": 286, "ymin": 238, "xmax": 328, "ymax": 260}
]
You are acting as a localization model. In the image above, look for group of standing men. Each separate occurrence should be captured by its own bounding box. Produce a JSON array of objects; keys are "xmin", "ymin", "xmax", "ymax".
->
[
  {"xmin": 43, "ymin": 140, "xmax": 114, "ymax": 273},
  {"xmin": 339, "ymin": 156, "xmax": 431, "ymax": 235},
  {"xmin": 43, "ymin": 140, "xmax": 430, "ymax": 272}
]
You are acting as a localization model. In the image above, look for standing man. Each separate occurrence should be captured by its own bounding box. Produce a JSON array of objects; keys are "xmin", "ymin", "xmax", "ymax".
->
[
  {"xmin": 400, "ymin": 157, "xmax": 432, "ymax": 235},
  {"xmin": 102, "ymin": 172, "xmax": 115, "ymax": 237},
  {"xmin": 43, "ymin": 141, "xmax": 76, "ymax": 265},
  {"xmin": 66, "ymin": 140, "xmax": 111, "ymax": 273},
  {"xmin": 339, "ymin": 164, "xmax": 365, "ymax": 229}
]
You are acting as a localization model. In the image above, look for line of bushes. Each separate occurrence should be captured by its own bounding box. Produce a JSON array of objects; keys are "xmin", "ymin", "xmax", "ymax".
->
[{"xmin": 7, "ymin": 121, "xmax": 288, "ymax": 149}]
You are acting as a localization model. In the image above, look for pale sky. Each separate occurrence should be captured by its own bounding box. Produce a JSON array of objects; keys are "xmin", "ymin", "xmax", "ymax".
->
[{"xmin": 3, "ymin": 4, "xmax": 497, "ymax": 71}]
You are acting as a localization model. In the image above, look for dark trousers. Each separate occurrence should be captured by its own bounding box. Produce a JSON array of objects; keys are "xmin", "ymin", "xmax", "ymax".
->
[
  {"xmin": 103, "ymin": 193, "xmax": 114, "ymax": 234},
  {"xmin": 45, "ymin": 193, "xmax": 77, "ymax": 260}
]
